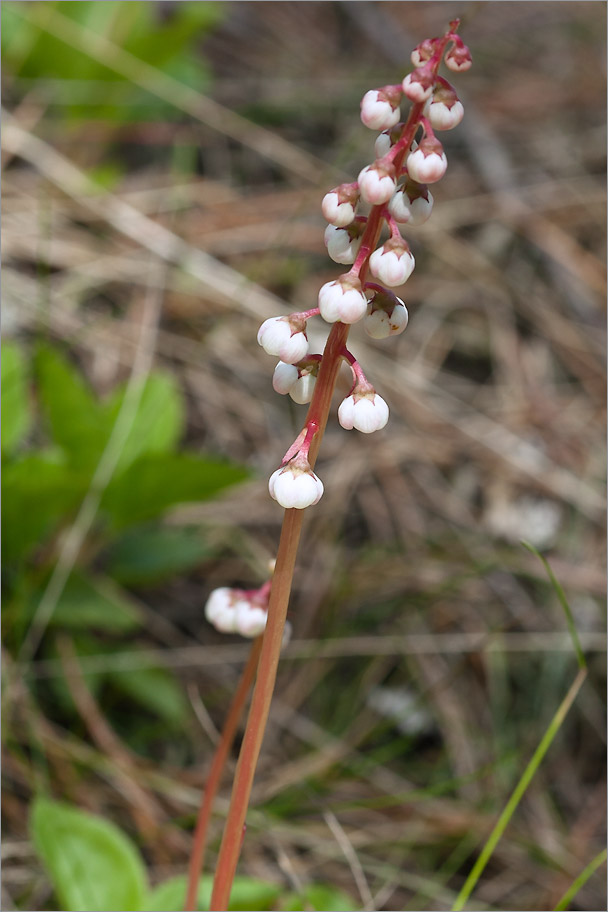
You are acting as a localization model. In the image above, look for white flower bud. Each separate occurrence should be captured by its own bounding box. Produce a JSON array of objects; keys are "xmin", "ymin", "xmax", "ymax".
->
[
  {"xmin": 364, "ymin": 299, "xmax": 409, "ymax": 339},
  {"xmin": 269, "ymin": 463, "xmax": 324, "ymax": 509},
  {"xmin": 235, "ymin": 600, "xmax": 267, "ymax": 637},
  {"xmin": 428, "ymin": 99, "xmax": 464, "ymax": 131},
  {"xmin": 272, "ymin": 361, "xmax": 299, "ymax": 395},
  {"xmin": 257, "ymin": 316, "xmax": 308, "ymax": 364},
  {"xmin": 357, "ymin": 163, "xmax": 397, "ymax": 205},
  {"xmin": 369, "ymin": 241, "xmax": 415, "ymax": 287},
  {"xmin": 205, "ymin": 587, "xmax": 237, "ymax": 633},
  {"xmin": 406, "ymin": 144, "xmax": 447, "ymax": 184},
  {"xmin": 402, "ymin": 71, "xmax": 434, "ymax": 103},
  {"xmin": 388, "ymin": 189, "xmax": 412, "ymax": 223},
  {"xmin": 360, "ymin": 89, "xmax": 401, "ymax": 131},
  {"xmin": 321, "ymin": 188, "xmax": 357, "ymax": 227},
  {"xmin": 407, "ymin": 190, "xmax": 434, "ymax": 225},
  {"xmin": 338, "ymin": 392, "xmax": 389, "ymax": 434},
  {"xmin": 375, "ymin": 130, "xmax": 393, "ymax": 159},
  {"xmin": 324, "ymin": 224, "xmax": 361, "ymax": 265},
  {"xmin": 318, "ymin": 276, "xmax": 368, "ymax": 324},
  {"xmin": 445, "ymin": 47, "xmax": 472, "ymax": 72},
  {"xmin": 289, "ymin": 370, "xmax": 316, "ymax": 405}
]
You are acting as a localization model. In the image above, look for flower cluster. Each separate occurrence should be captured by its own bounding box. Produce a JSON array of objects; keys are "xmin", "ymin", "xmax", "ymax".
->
[
  {"xmin": 253, "ymin": 22, "xmax": 470, "ymax": 513},
  {"xmin": 207, "ymin": 22, "xmax": 471, "ymax": 632}
]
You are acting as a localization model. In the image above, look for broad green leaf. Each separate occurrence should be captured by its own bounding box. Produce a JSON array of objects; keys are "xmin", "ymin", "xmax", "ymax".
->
[
  {"xmin": 144, "ymin": 874, "xmax": 280, "ymax": 911},
  {"xmin": 2, "ymin": 341, "xmax": 32, "ymax": 454},
  {"xmin": 284, "ymin": 883, "xmax": 357, "ymax": 911},
  {"xmin": 105, "ymin": 525, "xmax": 212, "ymax": 585},
  {"xmin": 105, "ymin": 372, "xmax": 185, "ymax": 476},
  {"xmin": 31, "ymin": 797, "xmax": 148, "ymax": 911},
  {"xmin": 101, "ymin": 452, "xmax": 249, "ymax": 529},
  {"xmin": 51, "ymin": 572, "xmax": 141, "ymax": 631},
  {"xmin": 1, "ymin": 453, "xmax": 84, "ymax": 565},
  {"xmin": 109, "ymin": 667, "xmax": 188, "ymax": 726},
  {"xmin": 35, "ymin": 344, "xmax": 109, "ymax": 469}
]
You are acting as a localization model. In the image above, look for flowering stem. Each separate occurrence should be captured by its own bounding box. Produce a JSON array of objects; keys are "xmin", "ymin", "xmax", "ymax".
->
[
  {"xmin": 209, "ymin": 508, "xmax": 304, "ymax": 910},
  {"xmin": 184, "ymin": 635, "xmax": 263, "ymax": 911}
]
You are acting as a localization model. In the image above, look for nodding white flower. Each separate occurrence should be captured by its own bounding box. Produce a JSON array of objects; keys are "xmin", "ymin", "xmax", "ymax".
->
[
  {"xmin": 205, "ymin": 587, "xmax": 239, "ymax": 633},
  {"xmin": 257, "ymin": 316, "xmax": 308, "ymax": 364},
  {"xmin": 235, "ymin": 600, "xmax": 268, "ymax": 637},
  {"xmin": 406, "ymin": 139, "xmax": 447, "ymax": 184},
  {"xmin": 360, "ymin": 88, "xmax": 401, "ymax": 131},
  {"xmin": 324, "ymin": 223, "xmax": 362, "ymax": 265},
  {"xmin": 445, "ymin": 46, "xmax": 472, "ymax": 72},
  {"xmin": 318, "ymin": 275, "xmax": 368, "ymax": 324},
  {"xmin": 411, "ymin": 38, "xmax": 435, "ymax": 68},
  {"xmin": 338, "ymin": 391, "xmax": 389, "ymax": 434},
  {"xmin": 272, "ymin": 361, "xmax": 299, "ymax": 395},
  {"xmin": 369, "ymin": 240, "xmax": 415, "ymax": 287},
  {"xmin": 427, "ymin": 74, "xmax": 462, "ymax": 131},
  {"xmin": 321, "ymin": 186, "xmax": 358, "ymax": 227},
  {"xmin": 289, "ymin": 370, "xmax": 316, "ymax": 405},
  {"xmin": 364, "ymin": 297, "xmax": 409, "ymax": 339},
  {"xmin": 357, "ymin": 163, "xmax": 397, "ymax": 205},
  {"xmin": 402, "ymin": 70, "xmax": 434, "ymax": 103},
  {"xmin": 269, "ymin": 461, "xmax": 324, "ymax": 509},
  {"xmin": 388, "ymin": 183, "xmax": 433, "ymax": 225}
]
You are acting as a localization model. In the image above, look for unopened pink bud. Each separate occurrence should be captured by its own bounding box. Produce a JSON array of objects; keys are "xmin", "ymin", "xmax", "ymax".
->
[
  {"xmin": 445, "ymin": 45, "xmax": 472, "ymax": 72},
  {"xmin": 369, "ymin": 240, "xmax": 415, "ymax": 287},
  {"xmin": 338, "ymin": 392, "xmax": 389, "ymax": 434},
  {"xmin": 258, "ymin": 316, "xmax": 309, "ymax": 364},
  {"xmin": 360, "ymin": 88, "xmax": 401, "ymax": 131},
  {"xmin": 324, "ymin": 224, "xmax": 361, "ymax": 265},
  {"xmin": 318, "ymin": 275, "xmax": 368, "ymax": 324},
  {"xmin": 357, "ymin": 163, "xmax": 397, "ymax": 205},
  {"xmin": 321, "ymin": 186, "xmax": 358, "ymax": 227},
  {"xmin": 428, "ymin": 98, "xmax": 464, "ymax": 131},
  {"xmin": 406, "ymin": 140, "xmax": 447, "ymax": 184},
  {"xmin": 402, "ymin": 69, "xmax": 434, "ymax": 103},
  {"xmin": 269, "ymin": 462, "xmax": 324, "ymax": 509}
]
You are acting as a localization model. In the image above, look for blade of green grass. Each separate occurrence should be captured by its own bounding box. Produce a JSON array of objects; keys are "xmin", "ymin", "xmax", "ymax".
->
[
  {"xmin": 521, "ymin": 540, "xmax": 586, "ymax": 670},
  {"xmin": 554, "ymin": 848, "xmax": 607, "ymax": 911},
  {"xmin": 451, "ymin": 666, "xmax": 587, "ymax": 911}
]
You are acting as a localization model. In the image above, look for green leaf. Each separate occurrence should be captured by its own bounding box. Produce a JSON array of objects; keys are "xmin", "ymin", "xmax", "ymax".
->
[
  {"xmin": 283, "ymin": 883, "xmax": 357, "ymax": 911},
  {"xmin": 30, "ymin": 797, "xmax": 148, "ymax": 912},
  {"xmin": 144, "ymin": 874, "xmax": 280, "ymax": 911},
  {"xmin": 51, "ymin": 572, "xmax": 141, "ymax": 632},
  {"xmin": 2, "ymin": 341, "xmax": 32, "ymax": 454},
  {"xmin": 35, "ymin": 344, "xmax": 109, "ymax": 469},
  {"xmin": 109, "ymin": 667, "xmax": 188, "ymax": 726},
  {"xmin": 1, "ymin": 453, "xmax": 84, "ymax": 565},
  {"xmin": 101, "ymin": 452, "xmax": 249, "ymax": 529},
  {"xmin": 105, "ymin": 525, "xmax": 212, "ymax": 585},
  {"xmin": 105, "ymin": 371, "xmax": 185, "ymax": 476}
]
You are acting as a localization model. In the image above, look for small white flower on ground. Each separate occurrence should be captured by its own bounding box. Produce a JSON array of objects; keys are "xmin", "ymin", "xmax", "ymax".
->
[
  {"xmin": 321, "ymin": 186, "xmax": 358, "ymax": 227},
  {"xmin": 272, "ymin": 361, "xmax": 299, "ymax": 395},
  {"xmin": 428, "ymin": 98, "xmax": 464, "ymax": 131},
  {"xmin": 318, "ymin": 275, "xmax": 368, "ymax": 324},
  {"xmin": 365, "ymin": 298, "xmax": 408, "ymax": 338},
  {"xmin": 357, "ymin": 163, "xmax": 397, "ymax": 205},
  {"xmin": 338, "ymin": 392, "xmax": 389, "ymax": 433},
  {"xmin": 369, "ymin": 240, "xmax": 415, "ymax": 287},
  {"xmin": 402, "ymin": 70, "xmax": 434, "ymax": 102},
  {"xmin": 235, "ymin": 600, "xmax": 268, "ymax": 637},
  {"xmin": 324, "ymin": 224, "xmax": 361, "ymax": 265},
  {"xmin": 257, "ymin": 316, "xmax": 308, "ymax": 364},
  {"xmin": 360, "ymin": 89, "xmax": 401, "ymax": 131},
  {"xmin": 289, "ymin": 370, "xmax": 316, "ymax": 404},
  {"xmin": 205, "ymin": 587, "xmax": 238, "ymax": 633},
  {"xmin": 406, "ymin": 140, "xmax": 447, "ymax": 184},
  {"xmin": 269, "ymin": 461, "xmax": 324, "ymax": 509}
]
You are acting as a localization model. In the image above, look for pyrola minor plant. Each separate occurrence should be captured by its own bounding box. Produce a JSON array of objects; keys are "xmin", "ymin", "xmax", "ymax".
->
[{"xmin": 186, "ymin": 20, "xmax": 472, "ymax": 911}]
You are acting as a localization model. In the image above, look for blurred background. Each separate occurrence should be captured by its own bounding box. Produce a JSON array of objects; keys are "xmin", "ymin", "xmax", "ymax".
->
[{"xmin": 2, "ymin": 2, "xmax": 606, "ymax": 910}]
